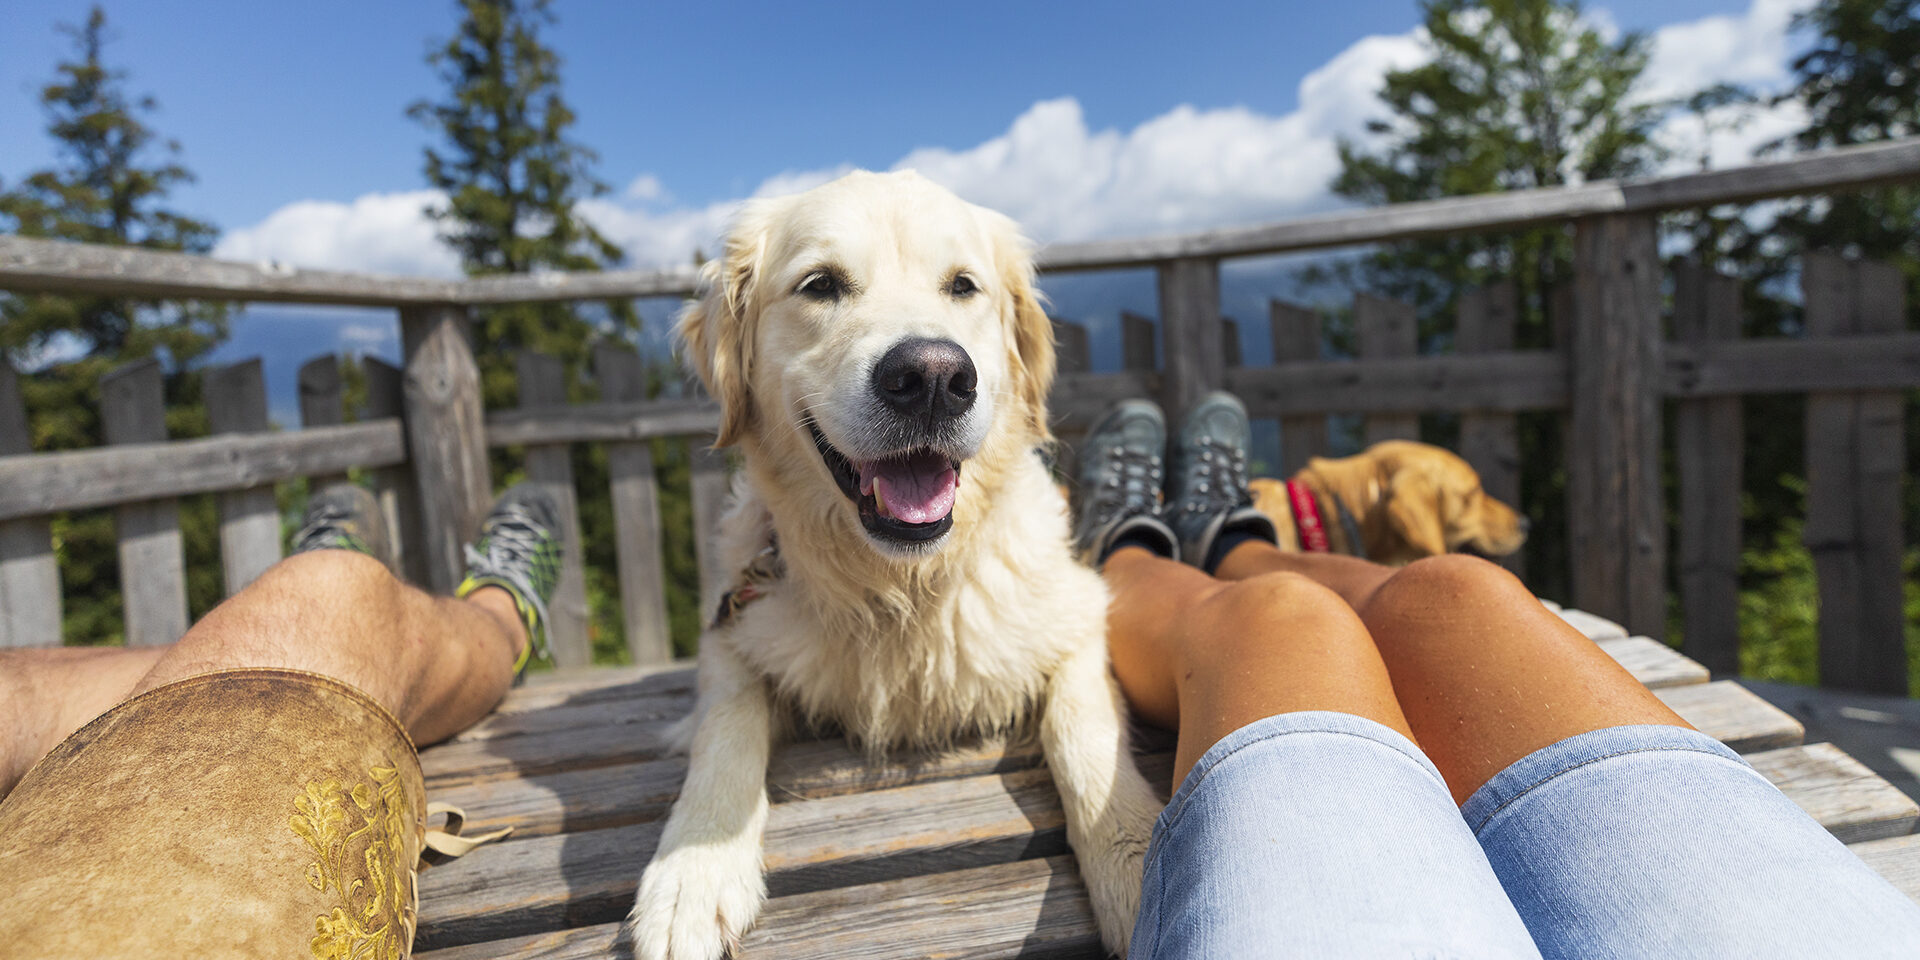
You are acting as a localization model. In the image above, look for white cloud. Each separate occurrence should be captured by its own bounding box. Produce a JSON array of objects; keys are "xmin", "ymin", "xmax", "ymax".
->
[
  {"xmin": 338, "ymin": 323, "xmax": 390, "ymax": 348},
  {"xmin": 213, "ymin": 190, "xmax": 460, "ymax": 278},
  {"xmin": 622, "ymin": 173, "xmax": 668, "ymax": 203},
  {"xmin": 1641, "ymin": 0, "xmax": 1814, "ymax": 174},
  {"xmin": 220, "ymin": 0, "xmax": 1809, "ymax": 275},
  {"xmin": 1641, "ymin": 0, "xmax": 1810, "ymax": 104}
]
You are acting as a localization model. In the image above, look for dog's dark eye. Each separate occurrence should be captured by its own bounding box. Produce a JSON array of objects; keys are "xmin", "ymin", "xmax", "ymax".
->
[
  {"xmin": 798, "ymin": 272, "xmax": 841, "ymax": 299},
  {"xmin": 947, "ymin": 274, "xmax": 978, "ymax": 298}
]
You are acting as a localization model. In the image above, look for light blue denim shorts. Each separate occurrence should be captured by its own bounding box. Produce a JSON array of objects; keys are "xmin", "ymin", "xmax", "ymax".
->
[{"xmin": 1130, "ymin": 711, "xmax": 1920, "ymax": 959}]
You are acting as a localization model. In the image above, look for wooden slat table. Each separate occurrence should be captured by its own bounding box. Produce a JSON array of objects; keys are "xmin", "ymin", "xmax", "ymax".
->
[{"xmin": 415, "ymin": 633, "xmax": 1920, "ymax": 959}]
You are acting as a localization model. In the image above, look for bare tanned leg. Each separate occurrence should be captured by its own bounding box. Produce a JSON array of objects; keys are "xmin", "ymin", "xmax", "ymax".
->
[
  {"xmin": 1102, "ymin": 545, "xmax": 1413, "ymax": 789},
  {"xmin": 1353, "ymin": 554, "xmax": 1689, "ymax": 803},
  {"xmin": 0, "ymin": 549, "xmax": 526, "ymax": 798}
]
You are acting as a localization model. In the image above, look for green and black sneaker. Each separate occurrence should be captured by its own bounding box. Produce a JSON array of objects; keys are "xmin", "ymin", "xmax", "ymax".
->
[
  {"xmin": 456, "ymin": 483, "xmax": 564, "ymax": 677},
  {"xmin": 290, "ymin": 483, "xmax": 392, "ymax": 566}
]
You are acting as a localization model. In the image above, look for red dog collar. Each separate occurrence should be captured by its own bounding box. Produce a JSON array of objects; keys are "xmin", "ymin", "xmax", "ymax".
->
[{"xmin": 1285, "ymin": 479, "xmax": 1332, "ymax": 553}]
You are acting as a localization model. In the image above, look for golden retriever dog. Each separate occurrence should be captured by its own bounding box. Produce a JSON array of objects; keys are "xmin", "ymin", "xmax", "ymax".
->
[
  {"xmin": 628, "ymin": 171, "xmax": 1159, "ymax": 960},
  {"xmin": 1248, "ymin": 440, "xmax": 1528, "ymax": 565}
]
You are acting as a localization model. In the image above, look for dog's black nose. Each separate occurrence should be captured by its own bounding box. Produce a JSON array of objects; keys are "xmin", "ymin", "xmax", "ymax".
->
[{"xmin": 872, "ymin": 338, "xmax": 976, "ymax": 422}]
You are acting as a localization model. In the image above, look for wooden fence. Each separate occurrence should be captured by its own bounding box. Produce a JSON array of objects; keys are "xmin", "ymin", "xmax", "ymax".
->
[{"xmin": 1, "ymin": 137, "xmax": 1917, "ymax": 692}]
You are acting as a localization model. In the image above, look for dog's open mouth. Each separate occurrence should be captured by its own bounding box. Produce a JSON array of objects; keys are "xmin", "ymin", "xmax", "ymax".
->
[{"xmin": 810, "ymin": 423, "xmax": 960, "ymax": 544}]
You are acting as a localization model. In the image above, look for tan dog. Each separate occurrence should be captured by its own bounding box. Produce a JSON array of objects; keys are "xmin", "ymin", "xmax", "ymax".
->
[
  {"xmin": 1250, "ymin": 440, "xmax": 1528, "ymax": 566},
  {"xmin": 629, "ymin": 171, "xmax": 1158, "ymax": 960}
]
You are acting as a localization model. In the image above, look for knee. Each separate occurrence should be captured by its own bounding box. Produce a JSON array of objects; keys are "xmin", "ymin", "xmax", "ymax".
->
[
  {"xmin": 1361, "ymin": 554, "xmax": 1529, "ymax": 627},
  {"xmin": 263, "ymin": 549, "xmax": 393, "ymax": 591},
  {"xmin": 248, "ymin": 549, "xmax": 399, "ymax": 614},
  {"xmin": 1193, "ymin": 571, "xmax": 1364, "ymax": 657}
]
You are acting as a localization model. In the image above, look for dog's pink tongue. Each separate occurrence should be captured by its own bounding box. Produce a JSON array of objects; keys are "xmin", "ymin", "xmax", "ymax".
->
[{"xmin": 861, "ymin": 452, "xmax": 958, "ymax": 524}]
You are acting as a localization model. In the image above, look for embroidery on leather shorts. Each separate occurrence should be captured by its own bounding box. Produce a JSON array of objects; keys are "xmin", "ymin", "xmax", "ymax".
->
[{"xmin": 290, "ymin": 760, "xmax": 417, "ymax": 959}]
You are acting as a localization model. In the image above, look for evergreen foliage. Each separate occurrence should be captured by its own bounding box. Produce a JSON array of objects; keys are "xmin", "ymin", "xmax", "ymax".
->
[
  {"xmin": 409, "ymin": 0, "xmax": 638, "ymax": 407},
  {"xmin": 0, "ymin": 7, "xmax": 230, "ymax": 643}
]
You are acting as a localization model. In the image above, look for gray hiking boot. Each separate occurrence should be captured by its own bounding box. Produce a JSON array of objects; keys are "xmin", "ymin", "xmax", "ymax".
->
[
  {"xmin": 1072, "ymin": 399, "xmax": 1179, "ymax": 566},
  {"xmin": 290, "ymin": 483, "xmax": 392, "ymax": 569},
  {"xmin": 1162, "ymin": 392, "xmax": 1276, "ymax": 570}
]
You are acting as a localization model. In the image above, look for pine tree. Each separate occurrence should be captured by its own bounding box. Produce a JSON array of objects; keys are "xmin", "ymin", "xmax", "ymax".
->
[
  {"xmin": 0, "ymin": 6, "xmax": 230, "ymax": 642},
  {"xmin": 1324, "ymin": 0, "xmax": 1669, "ymax": 600},
  {"xmin": 408, "ymin": 0, "xmax": 637, "ymax": 407}
]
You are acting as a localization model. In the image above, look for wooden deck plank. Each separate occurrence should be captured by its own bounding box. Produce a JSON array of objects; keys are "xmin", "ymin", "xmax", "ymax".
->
[
  {"xmin": 449, "ymin": 691, "xmax": 693, "ymax": 745},
  {"xmin": 423, "ymin": 716, "xmax": 686, "ymax": 787},
  {"xmin": 415, "ymin": 767, "xmax": 1093, "ymax": 950},
  {"xmin": 1850, "ymin": 834, "xmax": 1920, "ymax": 905},
  {"xmin": 431, "ymin": 737, "xmax": 1053, "ymax": 841},
  {"xmin": 492, "ymin": 664, "xmax": 695, "ymax": 714},
  {"xmin": 1654, "ymin": 681, "xmax": 1803, "ymax": 752},
  {"xmin": 1747, "ymin": 743, "xmax": 1919, "ymax": 844},
  {"xmin": 416, "ymin": 856, "xmax": 1103, "ymax": 960},
  {"xmin": 1597, "ymin": 636, "xmax": 1710, "ymax": 689}
]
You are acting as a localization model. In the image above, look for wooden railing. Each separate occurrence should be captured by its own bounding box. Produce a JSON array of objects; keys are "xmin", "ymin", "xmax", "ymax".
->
[{"xmin": 1, "ymin": 137, "xmax": 1917, "ymax": 691}]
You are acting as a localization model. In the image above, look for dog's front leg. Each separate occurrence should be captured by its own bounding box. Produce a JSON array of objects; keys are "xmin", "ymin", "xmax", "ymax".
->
[
  {"xmin": 629, "ymin": 643, "xmax": 773, "ymax": 960},
  {"xmin": 1041, "ymin": 639, "xmax": 1163, "ymax": 957}
]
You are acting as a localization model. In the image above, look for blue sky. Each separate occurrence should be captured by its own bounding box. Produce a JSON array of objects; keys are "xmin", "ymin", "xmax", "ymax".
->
[
  {"xmin": 5, "ymin": 0, "xmax": 1778, "ymax": 228},
  {"xmin": 2, "ymin": 0, "xmax": 1813, "ymax": 424}
]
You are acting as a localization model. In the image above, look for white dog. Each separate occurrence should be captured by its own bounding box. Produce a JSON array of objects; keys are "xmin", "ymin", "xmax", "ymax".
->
[{"xmin": 626, "ymin": 170, "xmax": 1160, "ymax": 959}]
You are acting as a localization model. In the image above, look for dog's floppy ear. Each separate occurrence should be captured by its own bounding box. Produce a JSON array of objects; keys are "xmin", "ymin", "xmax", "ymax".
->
[
  {"xmin": 678, "ymin": 201, "xmax": 773, "ymax": 448},
  {"xmin": 987, "ymin": 210, "xmax": 1056, "ymax": 441},
  {"xmin": 1381, "ymin": 470, "xmax": 1449, "ymax": 558}
]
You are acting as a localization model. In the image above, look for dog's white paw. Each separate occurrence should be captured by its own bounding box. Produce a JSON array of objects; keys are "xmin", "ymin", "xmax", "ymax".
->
[
  {"xmin": 627, "ymin": 839, "xmax": 766, "ymax": 960},
  {"xmin": 1077, "ymin": 816, "xmax": 1154, "ymax": 957}
]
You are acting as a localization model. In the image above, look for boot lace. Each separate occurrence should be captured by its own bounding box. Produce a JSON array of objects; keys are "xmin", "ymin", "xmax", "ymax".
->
[
  {"xmin": 1169, "ymin": 437, "xmax": 1250, "ymax": 517},
  {"xmin": 1088, "ymin": 448, "xmax": 1163, "ymax": 526}
]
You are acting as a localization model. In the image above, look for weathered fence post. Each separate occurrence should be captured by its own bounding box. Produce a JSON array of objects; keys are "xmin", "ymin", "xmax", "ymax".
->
[
  {"xmin": 1568, "ymin": 214, "xmax": 1666, "ymax": 638},
  {"xmin": 1049, "ymin": 319, "xmax": 1093, "ymax": 478},
  {"xmin": 514, "ymin": 351, "xmax": 591, "ymax": 668},
  {"xmin": 363, "ymin": 356, "xmax": 428, "ymax": 586},
  {"xmin": 594, "ymin": 343, "xmax": 673, "ymax": 664},
  {"xmin": 1355, "ymin": 293, "xmax": 1419, "ymax": 443},
  {"xmin": 100, "ymin": 359, "xmax": 188, "ymax": 645},
  {"xmin": 1156, "ymin": 257, "xmax": 1224, "ymax": 424},
  {"xmin": 1673, "ymin": 265, "xmax": 1743, "ymax": 674},
  {"xmin": 1270, "ymin": 299, "xmax": 1328, "ymax": 476},
  {"xmin": 1120, "ymin": 311, "xmax": 1157, "ymax": 374},
  {"xmin": 1802, "ymin": 253, "xmax": 1908, "ymax": 694},
  {"xmin": 1220, "ymin": 317, "xmax": 1242, "ymax": 369},
  {"xmin": 204, "ymin": 358, "xmax": 282, "ymax": 595},
  {"xmin": 1456, "ymin": 282, "xmax": 1525, "ymax": 579},
  {"xmin": 0, "ymin": 362, "xmax": 60, "ymax": 647},
  {"xmin": 399, "ymin": 305, "xmax": 491, "ymax": 595},
  {"xmin": 1054, "ymin": 319, "xmax": 1091, "ymax": 375},
  {"xmin": 298, "ymin": 355, "xmax": 352, "ymax": 493}
]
